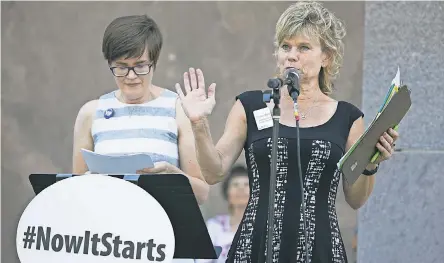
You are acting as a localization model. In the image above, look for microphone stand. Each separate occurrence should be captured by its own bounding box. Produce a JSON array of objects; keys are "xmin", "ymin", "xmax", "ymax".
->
[
  {"xmin": 287, "ymin": 79, "xmax": 309, "ymax": 263},
  {"xmin": 259, "ymin": 78, "xmax": 283, "ymax": 263},
  {"xmin": 263, "ymin": 76, "xmax": 308, "ymax": 263},
  {"xmin": 262, "ymin": 80, "xmax": 281, "ymax": 263}
]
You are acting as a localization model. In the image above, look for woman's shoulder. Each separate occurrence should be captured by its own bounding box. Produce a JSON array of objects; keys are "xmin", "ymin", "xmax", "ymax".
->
[
  {"xmin": 337, "ymin": 100, "xmax": 364, "ymax": 120},
  {"xmin": 158, "ymin": 87, "xmax": 179, "ymax": 98},
  {"xmin": 332, "ymin": 100, "xmax": 365, "ymax": 132},
  {"xmin": 77, "ymin": 99, "xmax": 99, "ymax": 120},
  {"xmin": 206, "ymin": 214, "xmax": 230, "ymax": 231},
  {"xmin": 235, "ymin": 90, "xmax": 263, "ymax": 101},
  {"xmin": 235, "ymin": 90, "xmax": 266, "ymax": 112}
]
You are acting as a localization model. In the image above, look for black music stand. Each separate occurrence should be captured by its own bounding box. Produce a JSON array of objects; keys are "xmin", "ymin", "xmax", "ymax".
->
[{"xmin": 29, "ymin": 173, "xmax": 221, "ymax": 260}]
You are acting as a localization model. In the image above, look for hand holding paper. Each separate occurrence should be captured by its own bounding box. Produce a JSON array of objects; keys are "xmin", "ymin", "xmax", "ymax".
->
[
  {"xmin": 370, "ymin": 66, "xmax": 402, "ymax": 163},
  {"xmin": 372, "ymin": 127, "xmax": 399, "ymax": 164},
  {"xmin": 81, "ymin": 148, "xmax": 154, "ymax": 174},
  {"xmin": 136, "ymin": 161, "xmax": 180, "ymax": 175},
  {"xmin": 337, "ymin": 66, "xmax": 411, "ymax": 185}
]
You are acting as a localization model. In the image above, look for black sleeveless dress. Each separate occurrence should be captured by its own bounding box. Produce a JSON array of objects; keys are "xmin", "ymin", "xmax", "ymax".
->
[{"xmin": 226, "ymin": 91, "xmax": 364, "ymax": 263}]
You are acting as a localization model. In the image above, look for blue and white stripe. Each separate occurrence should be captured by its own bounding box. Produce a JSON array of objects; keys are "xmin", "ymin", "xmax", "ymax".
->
[{"xmin": 91, "ymin": 89, "xmax": 179, "ymax": 167}]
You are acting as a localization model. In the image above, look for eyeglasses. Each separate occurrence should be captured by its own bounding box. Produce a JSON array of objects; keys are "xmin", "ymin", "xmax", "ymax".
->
[{"xmin": 109, "ymin": 63, "xmax": 153, "ymax": 77}]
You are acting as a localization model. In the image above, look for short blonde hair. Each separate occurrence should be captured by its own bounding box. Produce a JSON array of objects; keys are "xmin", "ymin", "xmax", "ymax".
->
[{"xmin": 274, "ymin": 1, "xmax": 346, "ymax": 95}]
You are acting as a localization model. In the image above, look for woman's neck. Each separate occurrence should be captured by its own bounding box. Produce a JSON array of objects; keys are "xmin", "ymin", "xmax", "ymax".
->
[
  {"xmin": 280, "ymin": 82, "xmax": 323, "ymax": 103},
  {"xmin": 117, "ymin": 87, "xmax": 156, "ymax": 104},
  {"xmin": 229, "ymin": 206, "xmax": 245, "ymax": 230}
]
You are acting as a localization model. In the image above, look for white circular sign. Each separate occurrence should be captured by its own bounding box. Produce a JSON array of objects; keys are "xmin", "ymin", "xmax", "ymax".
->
[{"xmin": 16, "ymin": 174, "xmax": 175, "ymax": 263}]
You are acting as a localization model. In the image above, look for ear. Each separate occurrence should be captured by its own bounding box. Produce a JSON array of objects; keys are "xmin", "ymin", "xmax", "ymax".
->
[{"xmin": 321, "ymin": 51, "xmax": 331, "ymax": 68}]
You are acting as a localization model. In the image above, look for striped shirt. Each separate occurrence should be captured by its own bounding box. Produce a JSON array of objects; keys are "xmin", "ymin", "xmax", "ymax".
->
[{"xmin": 91, "ymin": 89, "xmax": 179, "ymax": 167}]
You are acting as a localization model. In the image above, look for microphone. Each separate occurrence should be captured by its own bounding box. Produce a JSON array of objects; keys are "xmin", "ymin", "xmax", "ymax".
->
[
  {"xmin": 267, "ymin": 77, "xmax": 284, "ymax": 90},
  {"xmin": 284, "ymin": 68, "xmax": 300, "ymax": 101}
]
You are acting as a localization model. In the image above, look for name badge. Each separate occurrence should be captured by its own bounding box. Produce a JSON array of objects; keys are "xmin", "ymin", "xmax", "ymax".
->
[{"xmin": 253, "ymin": 108, "xmax": 273, "ymax": 130}]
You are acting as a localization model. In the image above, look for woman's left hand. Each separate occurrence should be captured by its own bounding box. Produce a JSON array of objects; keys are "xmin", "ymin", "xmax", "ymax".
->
[
  {"xmin": 373, "ymin": 128, "xmax": 399, "ymax": 164},
  {"xmin": 136, "ymin": 161, "xmax": 180, "ymax": 174}
]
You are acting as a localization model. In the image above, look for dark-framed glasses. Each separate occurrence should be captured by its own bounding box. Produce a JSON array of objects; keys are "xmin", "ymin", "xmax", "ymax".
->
[{"xmin": 109, "ymin": 63, "xmax": 153, "ymax": 77}]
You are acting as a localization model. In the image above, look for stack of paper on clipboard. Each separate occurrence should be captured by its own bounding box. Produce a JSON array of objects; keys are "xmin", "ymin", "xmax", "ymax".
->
[
  {"xmin": 337, "ymin": 67, "xmax": 412, "ymax": 185},
  {"xmin": 81, "ymin": 148, "xmax": 154, "ymax": 174}
]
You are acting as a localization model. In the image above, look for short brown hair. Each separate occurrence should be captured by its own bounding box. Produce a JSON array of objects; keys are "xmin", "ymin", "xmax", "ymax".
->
[{"xmin": 102, "ymin": 15, "xmax": 163, "ymax": 69}]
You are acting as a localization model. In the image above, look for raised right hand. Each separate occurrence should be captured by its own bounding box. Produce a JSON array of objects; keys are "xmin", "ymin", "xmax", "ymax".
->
[{"xmin": 175, "ymin": 68, "xmax": 216, "ymax": 123}]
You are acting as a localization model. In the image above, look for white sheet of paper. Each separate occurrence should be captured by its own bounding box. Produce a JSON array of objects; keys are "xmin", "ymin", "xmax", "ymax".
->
[
  {"xmin": 392, "ymin": 66, "xmax": 401, "ymax": 87},
  {"xmin": 81, "ymin": 148, "xmax": 154, "ymax": 174}
]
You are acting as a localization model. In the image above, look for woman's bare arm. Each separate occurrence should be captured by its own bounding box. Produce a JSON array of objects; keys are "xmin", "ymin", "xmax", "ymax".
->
[
  {"xmin": 191, "ymin": 100, "xmax": 247, "ymax": 185},
  {"xmin": 72, "ymin": 100, "xmax": 97, "ymax": 174}
]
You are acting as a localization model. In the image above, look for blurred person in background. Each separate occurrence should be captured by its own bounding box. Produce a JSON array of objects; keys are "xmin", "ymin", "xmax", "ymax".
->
[
  {"xmin": 71, "ymin": 14, "xmax": 209, "ymax": 206},
  {"xmin": 197, "ymin": 165, "xmax": 249, "ymax": 263},
  {"xmin": 175, "ymin": 1, "xmax": 399, "ymax": 262}
]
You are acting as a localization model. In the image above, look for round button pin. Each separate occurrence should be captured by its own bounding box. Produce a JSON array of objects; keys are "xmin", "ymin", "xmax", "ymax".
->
[{"xmin": 104, "ymin": 108, "xmax": 114, "ymax": 119}]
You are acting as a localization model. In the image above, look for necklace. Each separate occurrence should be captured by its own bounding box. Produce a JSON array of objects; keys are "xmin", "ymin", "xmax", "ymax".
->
[{"xmin": 299, "ymin": 95, "xmax": 319, "ymax": 120}]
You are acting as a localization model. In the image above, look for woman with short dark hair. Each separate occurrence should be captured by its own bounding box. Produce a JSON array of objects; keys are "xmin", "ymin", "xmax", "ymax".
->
[{"xmin": 72, "ymin": 15, "xmax": 210, "ymax": 206}]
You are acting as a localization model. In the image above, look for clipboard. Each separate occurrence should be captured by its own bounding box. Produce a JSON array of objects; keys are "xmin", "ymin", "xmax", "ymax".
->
[{"xmin": 339, "ymin": 85, "xmax": 412, "ymax": 185}]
